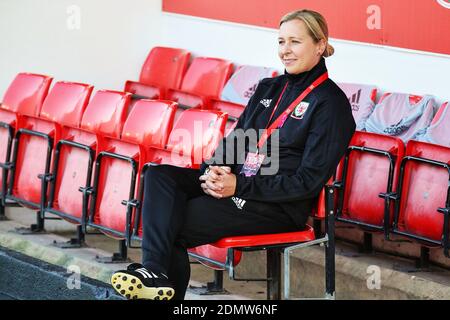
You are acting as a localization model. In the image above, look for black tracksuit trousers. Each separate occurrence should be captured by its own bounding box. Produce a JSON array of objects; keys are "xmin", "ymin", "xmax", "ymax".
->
[{"xmin": 141, "ymin": 164, "xmax": 301, "ymax": 300}]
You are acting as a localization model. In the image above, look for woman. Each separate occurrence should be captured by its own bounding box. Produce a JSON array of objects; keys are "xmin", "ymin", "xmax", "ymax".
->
[{"xmin": 111, "ymin": 9, "xmax": 355, "ymax": 300}]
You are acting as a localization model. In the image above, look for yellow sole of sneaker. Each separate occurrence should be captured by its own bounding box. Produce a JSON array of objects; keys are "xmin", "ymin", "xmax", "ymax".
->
[{"xmin": 111, "ymin": 272, "xmax": 174, "ymax": 300}]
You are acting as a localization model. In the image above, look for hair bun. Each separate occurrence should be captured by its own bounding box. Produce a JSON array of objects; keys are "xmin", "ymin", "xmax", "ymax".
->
[{"xmin": 323, "ymin": 43, "xmax": 335, "ymax": 58}]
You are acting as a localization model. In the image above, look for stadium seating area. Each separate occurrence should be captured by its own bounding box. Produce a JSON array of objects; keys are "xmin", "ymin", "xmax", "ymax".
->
[{"xmin": 0, "ymin": 46, "xmax": 448, "ymax": 300}]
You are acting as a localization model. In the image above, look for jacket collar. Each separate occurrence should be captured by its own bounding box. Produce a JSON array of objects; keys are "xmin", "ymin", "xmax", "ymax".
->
[{"xmin": 283, "ymin": 58, "xmax": 328, "ymax": 88}]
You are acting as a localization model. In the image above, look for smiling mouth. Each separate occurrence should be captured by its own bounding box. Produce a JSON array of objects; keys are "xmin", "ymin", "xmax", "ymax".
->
[{"xmin": 283, "ymin": 59, "xmax": 297, "ymax": 65}]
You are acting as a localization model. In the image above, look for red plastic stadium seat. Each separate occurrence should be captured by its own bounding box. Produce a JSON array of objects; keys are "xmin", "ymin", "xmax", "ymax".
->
[
  {"xmin": 391, "ymin": 140, "xmax": 450, "ymax": 256},
  {"xmin": 166, "ymin": 57, "xmax": 233, "ymax": 114},
  {"xmin": 335, "ymin": 131, "xmax": 405, "ymax": 234},
  {"xmin": 210, "ymin": 100, "xmax": 245, "ymax": 119},
  {"xmin": 124, "ymin": 47, "xmax": 190, "ymax": 100},
  {"xmin": 337, "ymin": 83, "xmax": 377, "ymax": 131},
  {"xmin": 0, "ymin": 73, "xmax": 53, "ymax": 118},
  {"xmin": 147, "ymin": 108, "xmax": 227, "ymax": 169},
  {"xmin": 213, "ymin": 225, "xmax": 315, "ymax": 248},
  {"xmin": 6, "ymin": 81, "xmax": 93, "ymax": 209},
  {"xmin": 417, "ymin": 102, "xmax": 450, "ymax": 147},
  {"xmin": 44, "ymin": 90, "xmax": 130, "ymax": 228},
  {"xmin": 0, "ymin": 73, "xmax": 52, "ymax": 200},
  {"xmin": 87, "ymin": 100, "xmax": 177, "ymax": 238},
  {"xmin": 210, "ymin": 100, "xmax": 244, "ymax": 136},
  {"xmin": 186, "ymin": 185, "xmax": 337, "ymax": 300},
  {"xmin": 190, "ymin": 225, "xmax": 315, "ymax": 270}
]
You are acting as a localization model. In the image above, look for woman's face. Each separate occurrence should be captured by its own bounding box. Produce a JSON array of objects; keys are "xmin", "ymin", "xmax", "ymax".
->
[{"xmin": 278, "ymin": 19, "xmax": 324, "ymax": 74}]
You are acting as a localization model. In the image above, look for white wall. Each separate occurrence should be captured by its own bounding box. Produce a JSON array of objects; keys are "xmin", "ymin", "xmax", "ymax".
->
[
  {"xmin": 0, "ymin": 0, "xmax": 163, "ymax": 94},
  {"xmin": 1, "ymin": 3, "xmax": 449, "ymax": 106},
  {"xmin": 161, "ymin": 13, "xmax": 450, "ymax": 105}
]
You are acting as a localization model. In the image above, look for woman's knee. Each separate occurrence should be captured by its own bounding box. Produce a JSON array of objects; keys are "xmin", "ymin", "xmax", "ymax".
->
[{"xmin": 144, "ymin": 164, "xmax": 171, "ymax": 181}]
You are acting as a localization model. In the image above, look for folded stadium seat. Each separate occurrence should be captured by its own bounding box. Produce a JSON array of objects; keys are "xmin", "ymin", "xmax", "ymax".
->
[
  {"xmin": 124, "ymin": 46, "xmax": 190, "ymax": 101},
  {"xmin": 331, "ymin": 131, "xmax": 405, "ymax": 252},
  {"xmin": 337, "ymin": 83, "xmax": 377, "ymax": 131},
  {"xmin": 41, "ymin": 90, "xmax": 130, "ymax": 244},
  {"xmin": 165, "ymin": 57, "xmax": 233, "ymax": 121},
  {"xmin": 311, "ymin": 83, "xmax": 377, "ymax": 234},
  {"xmin": 365, "ymin": 93, "xmax": 437, "ymax": 143},
  {"xmin": 145, "ymin": 108, "xmax": 227, "ymax": 169},
  {"xmin": 210, "ymin": 65, "xmax": 278, "ymax": 136},
  {"xmin": 0, "ymin": 73, "xmax": 53, "ymax": 219},
  {"xmin": 388, "ymin": 140, "xmax": 450, "ymax": 267},
  {"xmin": 416, "ymin": 102, "xmax": 450, "ymax": 147},
  {"xmin": 85, "ymin": 100, "xmax": 176, "ymax": 261},
  {"xmin": 5, "ymin": 81, "xmax": 93, "ymax": 232}
]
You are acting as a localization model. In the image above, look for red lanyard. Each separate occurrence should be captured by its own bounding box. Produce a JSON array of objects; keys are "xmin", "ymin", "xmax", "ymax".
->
[
  {"xmin": 267, "ymin": 82, "xmax": 289, "ymax": 125},
  {"xmin": 257, "ymin": 72, "xmax": 328, "ymax": 151}
]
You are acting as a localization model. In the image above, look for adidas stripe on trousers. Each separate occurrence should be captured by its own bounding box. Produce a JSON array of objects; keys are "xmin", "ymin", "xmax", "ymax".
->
[{"xmin": 141, "ymin": 164, "xmax": 299, "ymax": 300}]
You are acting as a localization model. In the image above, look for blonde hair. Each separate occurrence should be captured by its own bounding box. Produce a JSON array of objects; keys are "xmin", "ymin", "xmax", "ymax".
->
[{"xmin": 280, "ymin": 9, "xmax": 334, "ymax": 58}]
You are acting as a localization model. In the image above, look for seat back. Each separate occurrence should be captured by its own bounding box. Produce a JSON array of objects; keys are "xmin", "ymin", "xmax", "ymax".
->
[
  {"xmin": 80, "ymin": 90, "xmax": 131, "ymax": 138},
  {"xmin": 90, "ymin": 100, "xmax": 177, "ymax": 236},
  {"xmin": 395, "ymin": 140, "xmax": 450, "ymax": 243},
  {"xmin": 337, "ymin": 83, "xmax": 377, "ymax": 131},
  {"xmin": 167, "ymin": 108, "xmax": 227, "ymax": 167},
  {"xmin": 139, "ymin": 46, "xmax": 190, "ymax": 89},
  {"xmin": 365, "ymin": 93, "xmax": 436, "ymax": 142},
  {"xmin": 121, "ymin": 99, "xmax": 177, "ymax": 149},
  {"xmin": 0, "ymin": 73, "xmax": 52, "ymax": 187},
  {"xmin": 209, "ymin": 100, "xmax": 244, "ymax": 137},
  {"xmin": 48, "ymin": 90, "xmax": 130, "ymax": 221},
  {"xmin": 1, "ymin": 73, "xmax": 53, "ymax": 117},
  {"xmin": 39, "ymin": 81, "xmax": 93, "ymax": 128},
  {"xmin": 9, "ymin": 81, "xmax": 93, "ymax": 206},
  {"xmin": 417, "ymin": 102, "xmax": 450, "ymax": 147},
  {"xmin": 220, "ymin": 65, "xmax": 278, "ymax": 105},
  {"xmin": 210, "ymin": 100, "xmax": 245, "ymax": 119},
  {"xmin": 180, "ymin": 57, "xmax": 233, "ymax": 98},
  {"xmin": 339, "ymin": 131, "xmax": 405, "ymax": 227}
]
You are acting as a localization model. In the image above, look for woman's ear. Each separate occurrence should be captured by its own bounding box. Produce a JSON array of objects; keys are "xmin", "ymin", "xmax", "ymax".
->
[{"xmin": 317, "ymin": 39, "xmax": 327, "ymax": 56}]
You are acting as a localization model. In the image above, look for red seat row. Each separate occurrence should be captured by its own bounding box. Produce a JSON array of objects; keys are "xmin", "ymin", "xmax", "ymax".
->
[
  {"xmin": 0, "ymin": 73, "xmax": 227, "ymax": 249},
  {"xmin": 0, "ymin": 70, "xmax": 334, "ymax": 300},
  {"xmin": 335, "ymin": 131, "xmax": 450, "ymax": 259}
]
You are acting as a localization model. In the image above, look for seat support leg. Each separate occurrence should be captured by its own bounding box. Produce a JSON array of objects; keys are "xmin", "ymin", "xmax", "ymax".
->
[
  {"xmin": 325, "ymin": 186, "xmax": 336, "ymax": 299},
  {"xmin": 96, "ymin": 240, "xmax": 131, "ymax": 263},
  {"xmin": 14, "ymin": 211, "xmax": 47, "ymax": 234},
  {"xmin": 267, "ymin": 248, "xmax": 281, "ymax": 300},
  {"xmin": 53, "ymin": 225, "xmax": 87, "ymax": 248},
  {"xmin": 361, "ymin": 232, "xmax": 373, "ymax": 253}
]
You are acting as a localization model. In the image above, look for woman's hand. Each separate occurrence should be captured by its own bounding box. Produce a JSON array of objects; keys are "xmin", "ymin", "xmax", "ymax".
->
[{"xmin": 199, "ymin": 166, "xmax": 236, "ymax": 199}]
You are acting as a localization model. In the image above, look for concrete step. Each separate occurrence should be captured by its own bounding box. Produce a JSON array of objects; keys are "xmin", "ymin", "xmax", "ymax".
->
[
  {"xmin": 0, "ymin": 217, "xmax": 254, "ymax": 300},
  {"xmin": 2, "ymin": 206, "xmax": 450, "ymax": 300}
]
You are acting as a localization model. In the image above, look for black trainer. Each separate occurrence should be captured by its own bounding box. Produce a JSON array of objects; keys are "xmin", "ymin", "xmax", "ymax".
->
[{"xmin": 111, "ymin": 263, "xmax": 174, "ymax": 300}]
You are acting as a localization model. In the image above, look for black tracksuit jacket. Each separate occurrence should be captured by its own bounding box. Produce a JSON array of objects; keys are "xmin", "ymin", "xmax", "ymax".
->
[{"xmin": 201, "ymin": 58, "xmax": 356, "ymax": 227}]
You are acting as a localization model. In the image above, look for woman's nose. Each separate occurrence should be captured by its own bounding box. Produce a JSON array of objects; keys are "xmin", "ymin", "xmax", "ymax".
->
[{"xmin": 280, "ymin": 43, "xmax": 292, "ymax": 55}]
